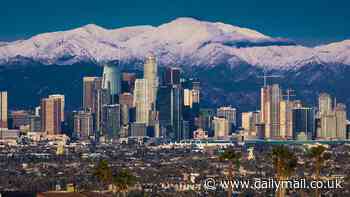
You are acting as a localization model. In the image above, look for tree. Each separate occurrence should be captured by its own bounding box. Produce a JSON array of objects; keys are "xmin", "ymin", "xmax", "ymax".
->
[
  {"xmin": 307, "ymin": 145, "xmax": 330, "ymax": 197},
  {"xmin": 112, "ymin": 169, "xmax": 137, "ymax": 196},
  {"xmin": 219, "ymin": 148, "xmax": 242, "ymax": 197},
  {"xmin": 93, "ymin": 160, "xmax": 112, "ymax": 190},
  {"xmin": 272, "ymin": 146, "xmax": 297, "ymax": 197}
]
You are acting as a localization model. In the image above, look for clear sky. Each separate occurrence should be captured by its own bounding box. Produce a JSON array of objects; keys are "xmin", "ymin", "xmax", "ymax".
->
[{"xmin": 1, "ymin": 0, "xmax": 349, "ymax": 46}]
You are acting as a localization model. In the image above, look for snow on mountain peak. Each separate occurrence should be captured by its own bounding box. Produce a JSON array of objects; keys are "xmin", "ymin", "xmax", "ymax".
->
[{"xmin": 0, "ymin": 17, "xmax": 349, "ymax": 69}]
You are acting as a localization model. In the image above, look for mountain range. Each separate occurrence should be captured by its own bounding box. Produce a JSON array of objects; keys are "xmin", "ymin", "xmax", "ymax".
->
[{"xmin": 0, "ymin": 17, "xmax": 350, "ymax": 114}]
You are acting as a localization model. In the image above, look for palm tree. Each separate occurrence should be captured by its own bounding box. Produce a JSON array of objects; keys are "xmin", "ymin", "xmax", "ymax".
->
[
  {"xmin": 272, "ymin": 145, "xmax": 297, "ymax": 197},
  {"xmin": 307, "ymin": 145, "xmax": 330, "ymax": 197},
  {"xmin": 93, "ymin": 160, "xmax": 112, "ymax": 192},
  {"xmin": 112, "ymin": 169, "xmax": 137, "ymax": 196},
  {"xmin": 219, "ymin": 148, "xmax": 242, "ymax": 197}
]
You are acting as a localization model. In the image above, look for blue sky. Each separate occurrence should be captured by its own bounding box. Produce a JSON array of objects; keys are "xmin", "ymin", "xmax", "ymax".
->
[{"xmin": 1, "ymin": 0, "xmax": 349, "ymax": 46}]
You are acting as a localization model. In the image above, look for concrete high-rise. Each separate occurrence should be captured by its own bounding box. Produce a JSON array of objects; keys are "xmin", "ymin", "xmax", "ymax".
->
[
  {"xmin": 103, "ymin": 104, "xmax": 121, "ymax": 139},
  {"xmin": 41, "ymin": 97, "xmax": 62, "ymax": 135},
  {"xmin": 83, "ymin": 76, "xmax": 102, "ymax": 113},
  {"xmin": 0, "ymin": 91, "xmax": 8, "ymax": 129},
  {"xmin": 217, "ymin": 106, "xmax": 237, "ymax": 130},
  {"xmin": 292, "ymin": 107, "xmax": 315, "ymax": 140},
  {"xmin": 102, "ymin": 63, "xmax": 121, "ymax": 104},
  {"xmin": 143, "ymin": 56, "xmax": 158, "ymax": 109},
  {"xmin": 261, "ymin": 84, "xmax": 282, "ymax": 139},
  {"xmin": 213, "ymin": 117, "xmax": 230, "ymax": 138},
  {"xmin": 133, "ymin": 79, "xmax": 150, "ymax": 125},
  {"xmin": 74, "ymin": 110, "xmax": 93, "ymax": 140},
  {"xmin": 49, "ymin": 94, "xmax": 65, "ymax": 122},
  {"xmin": 242, "ymin": 111, "xmax": 260, "ymax": 136}
]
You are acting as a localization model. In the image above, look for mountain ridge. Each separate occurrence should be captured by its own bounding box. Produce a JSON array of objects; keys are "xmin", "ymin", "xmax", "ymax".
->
[{"xmin": 1, "ymin": 17, "xmax": 349, "ymax": 69}]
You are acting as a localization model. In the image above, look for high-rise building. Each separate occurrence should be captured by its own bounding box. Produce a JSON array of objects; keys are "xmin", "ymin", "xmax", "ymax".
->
[
  {"xmin": 317, "ymin": 93, "xmax": 347, "ymax": 140},
  {"xmin": 119, "ymin": 92, "xmax": 134, "ymax": 108},
  {"xmin": 122, "ymin": 73, "xmax": 136, "ymax": 93},
  {"xmin": 0, "ymin": 91, "xmax": 8, "ymax": 129},
  {"xmin": 318, "ymin": 93, "xmax": 332, "ymax": 116},
  {"xmin": 143, "ymin": 56, "xmax": 158, "ymax": 109},
  {"xmin": 95, "ymin": 88, "xmax": 111, "ymax": 136},
  {"xmin": 133, "ymin": 79, "xmax": 150, "ymax": 125},
  {"xmin": 164, "ymin": 67, "xmax": 181, "ymax": 85},
  {"xmin": 157, "ymin": 84, "xmax": 183, "ymax": 140},
  {"xmin": 217, "ymin": 106, "xmax": 237, "ymax": 132},
  {"xmin": 103, "ymin": 104, "xmax": 121, "ymax": 139},
  {"xmin": 49, "ymin": 94, "xmax": 65, "ymax": 121},
  {"xmin": 83, "ymin": 77, "xmax": 102, "ymax": 113},
  {"xmin": 335, "ymin": 103, "xmax": 347, "ymax": 139},
  {"xmin": 213, "ymin": 117, "xmax": 230, "ymax": 138},
  {"xmin": 29, "ymin": 115, "xmax": 41, "ymax": 132},
  {"xmin": 9, "ymin": 110, "xmax": 30, "ymax": 129},
  {"xmin": 120, "ymin": 104, "xmax": 129, "ymax": 126},
  {"xmin": 130, "ymin": 122, "xmax": 147, "ymax": 137},
  {"xmin": 74, "ymin": 110, "xmax": 93, "ymax": 140},
  {"xmin": 241, "ymin": 111, "xmax": 260, "ymax": 136},
  {"xmin": 41, "ymin": 97, "xmax": 62, "ymax": 135},
  {"xmin": 102, "ymin": 63, "xmax": 121, "ymax": 104},
  {"xmin": 261, "ymin": 84, "xmax": 282, "ymax": 139},
  {"xmin": 280, "ymin": 100, "xmax": 298, "ymax": 139},
  {"xmin": 184, "ymin": 89, "xmax": 193, "ymax": 108},
  {"xmin": 292, "ymin": 107, "xmax": 315, "ymax": 140}
]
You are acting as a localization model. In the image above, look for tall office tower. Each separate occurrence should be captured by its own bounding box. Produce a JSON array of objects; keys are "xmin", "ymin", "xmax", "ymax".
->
[
  {"xmin": 29, "ymin": 115, "xmax": 41, "ymax": 132},
  {"xmin": 122, "ymin": 73, "xmax": 136, "ymax": 93},
  {"xmin": 9, "ymin": 110, "xmax": 30, "ymax": 129},
  {"xmin": 95, "ymin": 88, "xmax": 111, "ymax": 136},
  {"xmin": 130, "ymin": 122, "xmax": 147, "ymax": 137},
  {"xmin": 83, "ymin": 77, "xmax": 102, "ymax": 112},
  {"xmin": 120, "ymin": 104, "xmax": 129, "ymax": 126},
  {"xmin": 0, "ymin": 91, "xmax": 8, "ymax": 129},
  {"xmin": 184, "ymin": 89, "xmax": 193, "ymax": 108},
  {"xmin": 164, "ymin": 67, "xmax": 181, "ymax": 85},
  {"xmin": 292, "ymin": 107, "xmax": 315, "ymax": 140},
  {"xmin": 213, "ymin": 117, "xmax": 230, "ymax": 138},
  {"xmin": 157, "ymin": 84, "xmax": 183, "ymax": 140},
  {"xmin": 41, "ymin": 97, "xmax": 62, "ymax": 135},
  {"xmin": 49, "ymin": 94, "xmax": 65, "ymax": 121},
  {"xmin": 242, "ymin": 111, "xmax": 260, "ymax": 136},
  {"xmin": 144, "ymin": 56, "xmax": 158, "ymax": 109},
  {"xmin": 74, "ymin": 110, "xmax": 93, "ymax": 140},
  {"xmin": 261, "ymin": 84, "xmax": 282, "ymax": 139},
  {"xmin": 133, "ymin": 79, "xmax": 150, "ymax": 125},
  {"xmin": 102, "ymin": 104, "xmax": 121, "ymax": 139},
  {"xmin": 335, "ymin": 103, "xmax": 347, "ymax": 139},
  {"xmin": 119, "ymin": 92, "xmax": 134, "ymax": 108},
  {"xmin": 217, "ymin": 106, "xmax": 237, "ymax": 131},
  {"xmin": 102, "ymin": 63, "xmax": 121, "ymax": 104},
  {"xmin": 318, "ymin": 93, "xmax": 332, "ymax": 116},
  {"xmin": 280, "ymin": 100, "xmax": 298, "ymax": 139}
]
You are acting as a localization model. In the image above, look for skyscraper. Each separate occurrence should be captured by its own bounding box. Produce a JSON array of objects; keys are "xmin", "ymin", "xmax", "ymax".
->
[
  {"xmin": 133, "ymin": 79, "xmax": 150, "ymax": 125},
  {"xmin": 103, "ymin": 104, "xmax": 121, "ymax": 139},
  {"xmin": 292, "ymin": 107, "xmax": 315, "ymax": 140},
  {"xmin": 83, "ymin": 76, "xmax": 102, "ymax": 113},
  {"xmin": 241, "ymin": 111, "xmax": 260, "ymax": 136},
  {"xmin": 0, "ymin": 91, "xmax": 8, "ymax": 129},
  {"xmin": 157, "ymin": 84, "xmax": 183, "ymax": 140},
  {"xmin": 213, "ymin": 117, "xmax": 230, "ymax": 138},
  {"xmin": 74, "ymin": 110, "xmax": 93, "ymax": 140},
  {"xmin": 143, "ymin": 56, "xmax": 158, "ymax": 109},
  {"xmin": 261, "ymin": 84, "xmax": 282, "ymax": 139},
  {"xmin": 335, "ymin": 103, "xmax": 347, "ymax": 139},
  {"xmin": 49, "ymin": 94, "xmax": 65, "ymax": 122},
  {"xmin": 102, "ymin": 63, "xmax": 121, "ymax": 104},
  {"xmin": 318, "ymin": 93, "xmax": 332, "ymax": 116},
  {"xmin": 41, "ymin": 97, "xmax": 62, "ymax": 135},
  {"xmin": 164, "ymin": 67, "xmax": 181, "ymax": 85},
  {"xmin": 217, "ymin": 106, "xmax": 237, "ymax": 130}
]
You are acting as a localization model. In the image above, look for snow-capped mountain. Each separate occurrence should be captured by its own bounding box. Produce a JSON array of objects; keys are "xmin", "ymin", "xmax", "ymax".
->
[{"xmin": 0, "ymin": 17, "xmax": 349, "ymax": 69}]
